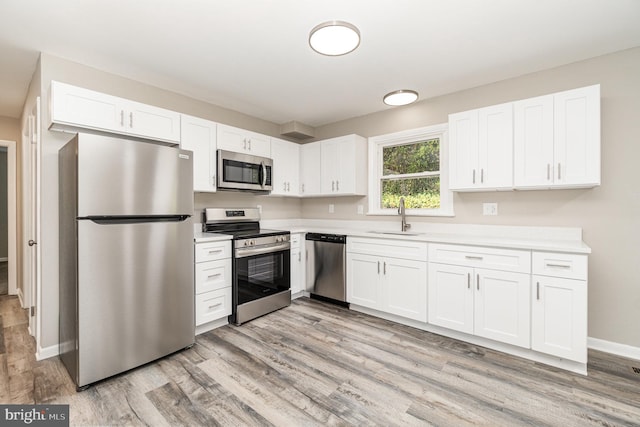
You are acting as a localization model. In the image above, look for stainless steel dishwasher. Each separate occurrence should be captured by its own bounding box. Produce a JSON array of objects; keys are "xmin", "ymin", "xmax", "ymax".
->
[{"xmin": 305, "ymin": 233, "xmax": 348, "ymax": 306}]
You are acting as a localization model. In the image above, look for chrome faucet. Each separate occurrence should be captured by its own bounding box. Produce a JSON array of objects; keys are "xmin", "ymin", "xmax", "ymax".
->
[{"xmin": 398, "ymin": 197, "xmax": 411, "ymax": 232}]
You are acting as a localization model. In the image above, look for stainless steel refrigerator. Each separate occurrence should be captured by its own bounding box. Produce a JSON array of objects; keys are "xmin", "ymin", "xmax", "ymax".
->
[{"xmin": 59, "ymin": 133, "xmax": 194, "ymax": 389}]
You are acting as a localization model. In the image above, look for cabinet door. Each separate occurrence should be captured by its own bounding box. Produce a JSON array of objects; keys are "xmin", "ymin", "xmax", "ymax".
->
[
  {"xmin": 196, "ymin": 288, "xmax": 232, "ymax": 326},
  {"xmin": 448, "ymin": 110, "xmax": 479, "ymax": 190},
  {"xmin": 427, "ymin": 263, "xmax": 474, "ymax": 334},
  {"xmin": 334, "ymin": 136, "xmax": 357, "ymax": 194},
  {"xmin": 514, "ymin": 95, "xmax": 554, "ymax": 188},
  {"xmin": 195, "ymin": 259, "xmax": 231, "ymax": 294},
  {"xmin": 217, "ymin": 124, "xmax": 271, "ymax": 157},
  {"xmin": 531, "ymin": 275, "xmax": 587, "ymax": 362},
  {"xmin": 50, "ymin": 81, "xmax": 125, "ymax": 133},
  {"xmin": 478, "ymin": 103, "xmax": 513, "ymax": 189},
  {"xmin": 474, "ymin": 269, "xmax": 530, "ymax": 348},
  {"xmin": 320, "ymin": 138, "xmax": 339, "ymax": 194},
  {"xmin": 300, "ymin": 142, "xmax": 321, "ymax": 196},
  {"xmin": 347, "ymin": 253, "xmax": 381, "ymax": 309},
  {"xmin": 271, "ymin": 138, "xmax": 300, "ymax": 196},
  {"xmin": 290, "ymin": 247, "xmax": 302, "ymax": 295},
  {"xmin": 553, "ymin": 85, "xmax": 600, "ymax": 187},
  {"xmin": 383, "ymin": 258, "xmax": 427, "ymax": 322},
  {"xmin": 180, "ymin": 115, "xmax": 217, "ymax": 192},
  {"xmin": 125, "ymin": 100, "xmax": 181, "ymax": 143}
]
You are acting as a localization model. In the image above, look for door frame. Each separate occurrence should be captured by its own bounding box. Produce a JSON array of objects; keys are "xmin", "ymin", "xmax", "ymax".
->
[{"xmin": 0, "ymin": 139, "xmax": 17, "ymax": 296}]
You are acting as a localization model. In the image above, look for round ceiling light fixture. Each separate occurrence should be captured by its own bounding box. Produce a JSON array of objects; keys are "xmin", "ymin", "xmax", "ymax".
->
[
  {"xmin": 309, "ymin": 20, "xmax": 360, "ymax": 56},
  {"xmin": 383, "ymin": 89, "xmax": 419, "ymax": 106}
]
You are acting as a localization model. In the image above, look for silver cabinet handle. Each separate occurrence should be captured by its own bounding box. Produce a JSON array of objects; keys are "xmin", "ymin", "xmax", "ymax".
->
[
  {"xmin": 243, "ymin": 138, "xmax": 247, "ymax": 150},
  {"xmin": 332, "ymin": 181, "xmax": 335, "ymax": 191},
  {"xmin": 336, "ymin": 180, "xmax": 340, "ymax": 191},
  {"xmin": 467, "ymin": 273, "xmax": 470, "ymax": 289},
  {"xmin": 298, "ymin": 252, "xmax": 301, "ymax": 262},
  {"xmin": 536, "ymin": 282, "xmax": 540, "ymax": 300},
  {"xmin": 558, "ymin": 163, "xmax": 561, "ymax": 180},
  {"xmin": 301, "ymin": 183, "xmax": 305, "ymax": 193},
  {"xmin": 547, "ymin": 164, "xmax": 551, "ymax": 180},
  {"xmin": 546, "ymin": 263, "xmax": 571, "ymax": 269},
  {"xmin": 248, "ymin": 139, "xmax": 251, "ymax": 150},
  {"xmin": 465, "ymin": 255, "xmax": 483, "ymax": 260},
  {"xmin": 207, "ymin": 273, "xmax": 222, "ymax": 279},
  {"xmin": 120, "ymin": 110, "xmax": 124, "ymax": 126},
  {"xmin": 129, "ymin": 112, "xmax": 133, "ymax": 128},
  {"xmin": 377, "ymin": 261, "xmax": 380, "ymax": 274},
  {"xmin": 383, "ymin": 261, "xmax": 387, "ymax": 275},
  {"xmin": 476, "ymin": 274, "xmax": 479, "ymax": 290},
  {"xmin": 481, "ymin": 169, "xmax": 484, "ymax": 184},
  {"xmin": 473, "ymin": 169, "xmax": 476, "ymax": 184},
  {"xmin": 287, "ymin": 182, "xmax": 290, "ymax": 192},
  {"xmin": 283, "ymin": 182, "xmax": 287, "ymax": 191}
]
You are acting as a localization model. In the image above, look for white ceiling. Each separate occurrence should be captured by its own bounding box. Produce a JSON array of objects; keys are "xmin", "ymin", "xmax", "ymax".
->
[{"xmin": 1, "ymin": 0, "xmax": 639, "ymax": 127}]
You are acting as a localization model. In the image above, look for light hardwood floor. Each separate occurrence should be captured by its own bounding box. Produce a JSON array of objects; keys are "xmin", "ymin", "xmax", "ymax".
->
[{"xmin": 1, "ymin": 294, "xmax": 640, "ymax": 426}]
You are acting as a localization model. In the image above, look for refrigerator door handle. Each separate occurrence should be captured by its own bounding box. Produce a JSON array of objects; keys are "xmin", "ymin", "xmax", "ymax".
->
[{"xmin": 83, "ymin": 215, "xmax": 191, "ymax": 225}]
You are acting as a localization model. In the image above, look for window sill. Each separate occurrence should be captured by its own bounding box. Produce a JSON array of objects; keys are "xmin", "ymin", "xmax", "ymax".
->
[{"xmin": 366, "ymin": 209, "xmax": 455, "ymax": 218}]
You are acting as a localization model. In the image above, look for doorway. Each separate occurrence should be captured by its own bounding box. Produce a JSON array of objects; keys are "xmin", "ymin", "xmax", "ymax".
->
[{"xmin": 0, "ymin": 140, "xmax": 17, "ymax": 298}]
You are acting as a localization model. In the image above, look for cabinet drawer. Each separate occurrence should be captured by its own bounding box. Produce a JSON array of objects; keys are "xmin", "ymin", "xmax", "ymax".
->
[
  {"xmin": 196, "ymin": 288, "xmax": 231, "ymax": 326},
  {"xmin": 195, "ymin": 259, "xmax": 231, "ymax": 293},
  {"xmin": 428, "ymin": 243, "xmax": 530, "ymax": 273},
  {"xmin": 290, "ymin": 233, "xmax": 302, "ymax": 249},
  {"xmin": 348, "ymin": 237, "xmax": 427, "ymax": 261},
  {"xmin": 532, "ymin": 252, "xmax": 587, "ymax": 280},
  {"xmin": 195, "ymin": 240, "xmax": 231, "ymax": 263}
]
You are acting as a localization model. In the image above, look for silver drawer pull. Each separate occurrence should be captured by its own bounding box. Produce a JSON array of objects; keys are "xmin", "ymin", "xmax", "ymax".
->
[
  {"xmin": 208, "ymin": 302, "xmax": 222, "ymax": 309},
  {"xmin": 546, "ymin": 263, "xmax": 571, "ymax": 269},
  {"xmin": 465, "ymin": 255, "xmax": 483, "ymax": 260},
  {"xmin": 207, "ymin": 273, "xmax": 222, "ymax": 279},
  {"xmin": 208, "ymin": 249, "xmax": 223, "ymax": 254}
]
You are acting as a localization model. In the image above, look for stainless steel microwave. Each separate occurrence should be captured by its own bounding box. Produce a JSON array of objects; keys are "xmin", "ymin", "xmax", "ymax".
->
[{"xmin": 217, "ymin": 149, "xmax": 273, "ymax": 193}]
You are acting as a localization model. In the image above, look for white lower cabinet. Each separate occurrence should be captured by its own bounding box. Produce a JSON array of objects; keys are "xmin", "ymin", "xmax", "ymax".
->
[
  {"xmin": 290, "ymin": 233, "xmax": 306, "ymax": 297},
  {"xmin": 347, "ymin": 238, "xmax": 427, "ymax": 322},
  {"xmin": 531, "ymin": 251, "xmax": 588, "ymax": 363},
  {"xmin": 428, "ymin": 244, "xmax": 531, "ymax": 348},
  {"xmin": 194, "ymin": 240, "xmax": 232, "ymax": 333}
]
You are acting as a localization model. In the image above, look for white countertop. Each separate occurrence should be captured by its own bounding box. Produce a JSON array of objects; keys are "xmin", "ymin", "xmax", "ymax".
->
[{"xmin": 194, "ymin": 220, "xmax": 591, "ymax": 254}]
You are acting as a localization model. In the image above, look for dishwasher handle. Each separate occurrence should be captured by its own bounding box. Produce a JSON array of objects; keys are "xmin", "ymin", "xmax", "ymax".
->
[{"xmin": 305, "ymin": 233, "xmax": 347, "ymax": 244}]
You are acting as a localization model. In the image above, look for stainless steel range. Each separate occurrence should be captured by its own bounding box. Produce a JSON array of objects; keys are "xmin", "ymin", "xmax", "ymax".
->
[{"xmin": 203, "ymin": 208, "xmax": 290, "ymax": 325}]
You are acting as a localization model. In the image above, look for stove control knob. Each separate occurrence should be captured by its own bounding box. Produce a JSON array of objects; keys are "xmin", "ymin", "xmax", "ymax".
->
[
  {"xmin": 243, "ymin": 241, "xmax": 249, "ymax": 247},
  {"xmin": 276, "ymin": 236, "xmax": 281, "ymax": 243},
  {"xmin": 250, "ymin": 240, "xmax": 255, "ymax": 246}
]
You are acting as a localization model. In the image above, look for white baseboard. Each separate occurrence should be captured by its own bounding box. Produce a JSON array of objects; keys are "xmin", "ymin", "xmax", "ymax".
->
[
  {"xmin": 36, "ymin": 343, "xmax": 60, "ymax": 361},
  {"xmin": 588, "ymin": 337, "xmax": 640, "ymax": 361}
]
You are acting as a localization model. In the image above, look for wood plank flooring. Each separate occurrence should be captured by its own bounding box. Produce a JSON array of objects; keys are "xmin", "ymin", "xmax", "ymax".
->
[{"xmin": 2, "ymin": 294, "xmax": 640, "ymax": 426}]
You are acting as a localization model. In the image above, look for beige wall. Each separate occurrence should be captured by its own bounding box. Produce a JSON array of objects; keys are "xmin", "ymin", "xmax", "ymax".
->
[
  {"xmin": 0, "ymin": 116, "xmax": 20, "ymax": 294},
  {"xmin": 0, "ymin": 116, "xmax": 20, "ymax": 142},
  {"xmin": 307, "ymin": 47, "xmax": 640, "ymax": 348},
  {"xmin": 36, "ymin": 54, "xmax": 303, "ymax": 349}
]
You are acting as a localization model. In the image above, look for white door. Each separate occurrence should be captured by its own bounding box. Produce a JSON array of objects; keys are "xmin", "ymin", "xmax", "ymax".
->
[
  {"xmin": 300, "ymin": 142, "xmax": 321, "ymax": 196},
  {"xmin": 383, "ymin": 258, "xmax": 427, "ymax": 322},
  {"xmin": 271, "ymin": 138, "xmax": 300, "ymax": 196},
  {"xmin": 474, "ymin": 269, "xmax": 530, "ymax": 348},
  {"xmin": 320, "ymin": 139, "xmax": 338, "ymax": 194},
  {"xmin": 346, "ymin": 253, "xmax": 381, "ymax": 309},
  {"xmin": 531, "ymin": 275, "xmax": 587, "ymax": 362},
  {"xmin": 553, "ymin": 85, "xmax": 600, "ymax": 187},
  {"xmin": 180, "ymin": 115, "xmax": 217, "ymax": 192},
  {"xmin": 448, "ymin": 110, "xmax": 478, "ymax": 190},
  {"xmin": 478, "ymin": 103, "xmax": 513, "ymax": 189},
  {"xmin": 335, "ymin": 137, "xmax": 356, "ymax": 194},
  {"xmin": 514, "ymin": 95, "xmax": 554, "ymax": 187},
  {"xmin": 290, "ymin": 247, "xmax": 302, "ymax": 294},
  {"xmin": 125, "ymin": 100, "xmax": 181, "ymax": 143},
  {"xmin": 427, "ymin": 263, "xmax": 474, "ymax": 334}
]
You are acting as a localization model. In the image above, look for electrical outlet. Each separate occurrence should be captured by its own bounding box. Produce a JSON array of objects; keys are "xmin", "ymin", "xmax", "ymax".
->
[
  {"xmin": 483, "ymin": 203, "xmax": 498, "ymax": 216},
  {"xmin": 357, "ymin": 205, "xmax": 364, "ymax": 215},
  {"xmin": 256, "ymin": 204, "xmax": 262, "ymax": 214},
  {"xmin": 329, "ymin": 204, "xmax": 335, "ymax": 214}
]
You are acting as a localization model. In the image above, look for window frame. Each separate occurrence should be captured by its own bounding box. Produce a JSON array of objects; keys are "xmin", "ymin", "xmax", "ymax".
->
[{"xmin": 367, "ymin": 123, "xmax": 454, "ymax": 217}]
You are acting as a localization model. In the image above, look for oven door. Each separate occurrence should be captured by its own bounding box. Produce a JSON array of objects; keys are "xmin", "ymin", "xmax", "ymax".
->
[
  {"xmin": 233, "ymin": 246, "xmax": 290, "ymax": 307},
  {"xmin": 217, "ymin": 149, "xmax": 273, "ymax": 192}
]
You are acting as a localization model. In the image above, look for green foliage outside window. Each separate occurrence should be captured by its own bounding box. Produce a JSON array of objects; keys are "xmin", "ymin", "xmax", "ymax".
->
[{"xmin": 381, "ymin": 139, "xmax": 440, "ymax": 209}]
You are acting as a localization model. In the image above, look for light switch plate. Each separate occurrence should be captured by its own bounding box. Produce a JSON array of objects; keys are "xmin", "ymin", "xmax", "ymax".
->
[
  {"xmin": 483, "ymin": 203, "xmax": 498, "ymax": 216},
  {"xmin": 357, "ymin": 205, "xmax": 364, "ymax": 215},
  {"xmin": 329, "ymin": 204, "xmax": 335, "ymax": 213}
]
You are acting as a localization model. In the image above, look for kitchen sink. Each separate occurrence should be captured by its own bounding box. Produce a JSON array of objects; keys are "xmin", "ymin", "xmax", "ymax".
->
[{"xmin": 367, "ymin": 231, "xmax": 424, "ymax": 237}]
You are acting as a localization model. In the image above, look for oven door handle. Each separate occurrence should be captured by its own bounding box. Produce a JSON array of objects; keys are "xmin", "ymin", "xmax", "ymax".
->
[{"xmin": 235, "ymin": 242, "xmax": 290, "ymax": 258}]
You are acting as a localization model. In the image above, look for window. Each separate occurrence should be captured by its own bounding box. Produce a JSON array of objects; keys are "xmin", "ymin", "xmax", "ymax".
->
[{"xmin": 368, "ymin": 124, "xmax": 453, "ymax": 216}]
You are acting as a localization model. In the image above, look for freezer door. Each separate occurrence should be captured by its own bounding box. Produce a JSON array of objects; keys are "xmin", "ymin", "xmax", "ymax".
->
[
  {"xmin": 76, "ymin": 133, "xmax": 193, "ymax": 216},
  {"xmin": 76, "ymin": 218, "xmax": 194, "ymax": 387}
]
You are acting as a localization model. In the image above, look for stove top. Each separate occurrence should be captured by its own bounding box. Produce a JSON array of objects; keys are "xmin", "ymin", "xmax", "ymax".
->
[{"xmin": 202, "ymin": 207, "xmax": 289, "ymax": 240}]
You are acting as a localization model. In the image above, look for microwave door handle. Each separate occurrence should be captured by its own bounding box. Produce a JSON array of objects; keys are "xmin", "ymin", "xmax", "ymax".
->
[{"xmin": 261, "ymin": 161, "xmax": 267, "ymax": 188}]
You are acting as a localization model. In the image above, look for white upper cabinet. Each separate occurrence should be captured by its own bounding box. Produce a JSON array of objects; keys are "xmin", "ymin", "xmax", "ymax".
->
[
  {"xmin": 216, "ymin": 123, "xmax": 271, "ymax": 158},
  {"xmin": 50, "ymin": 81, "xmax": 181, "ymax": 143},
  {"xmin": 180, "ymin": 115, "xmax": 217, "ymax": 192},
  {"xmin": 449, "ymin": 102, "xmax": 513, "ymax": 191},
  {"xmin": 300, "ymin": 142, "xmax": 322, "ymax": 196},
  {"xmin": 270, "ymin": 137, "xmax": 300, "ymax": 196},
  {"xmin": 320, "ymin": 135, "xmax": 367, "ymax": 195},
  {"xmin": 514, "ymin": 85, "xmax": 600, "ymax": 189}
]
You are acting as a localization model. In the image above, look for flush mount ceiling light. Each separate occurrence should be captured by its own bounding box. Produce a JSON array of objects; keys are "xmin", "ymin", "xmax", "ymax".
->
[
  {"xmin": 309, "ymin": 20, "xmax": 360, "ymax": 56},
  {"xmin": 383, "ymin": 89, "xmax": 419, "ymax": 106}
]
